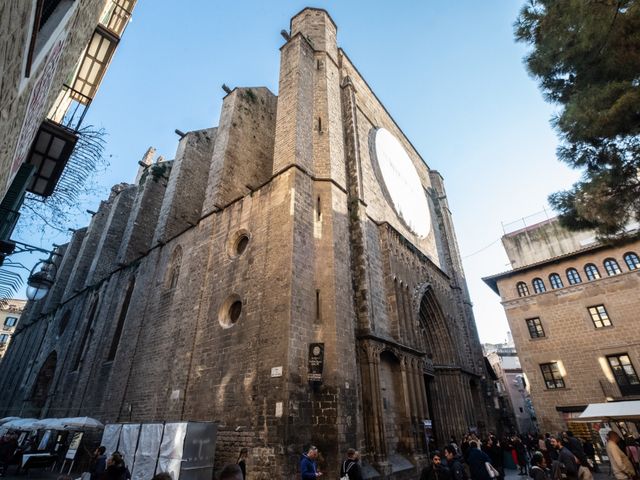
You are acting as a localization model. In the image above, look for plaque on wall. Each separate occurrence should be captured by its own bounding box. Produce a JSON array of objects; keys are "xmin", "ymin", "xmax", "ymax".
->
[{"xmin": 308, "ymin": 343, "xmax": 324, "ymax": 383}]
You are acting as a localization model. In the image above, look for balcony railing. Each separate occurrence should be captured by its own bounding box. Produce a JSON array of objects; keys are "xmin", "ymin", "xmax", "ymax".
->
[{"xmin": 48, "ymin": 84, "xmax": 91, "ymax": 133}]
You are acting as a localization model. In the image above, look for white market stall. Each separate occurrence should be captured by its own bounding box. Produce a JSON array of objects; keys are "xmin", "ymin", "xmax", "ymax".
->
[
  {"xmin": 100, "ymin": 422, "xmax": 217, "ymax": 480},
  {"xmin": 577, "ymin": 401, "xmax": 640, "ymax": 422}
]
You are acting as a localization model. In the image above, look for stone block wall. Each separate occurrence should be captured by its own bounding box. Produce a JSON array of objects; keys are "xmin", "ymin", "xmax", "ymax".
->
[
  {"xmin": 153, "ymin": 128, "xmax": 216, "ymax": 245},
  {"xmin": 203, "ymin": 88, "xmax": 277, "ymax": 214}
]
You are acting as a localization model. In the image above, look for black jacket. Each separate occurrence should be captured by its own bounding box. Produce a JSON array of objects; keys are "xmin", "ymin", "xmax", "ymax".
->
[
  {"xmin": 448, "ymin": 456, "xmax": 468, "ymax": 480},
  {"xmin": 421, "ymin": 464, "xmax": 451, "ymax": 480},
  {"xmin": 340, "ymin": 458, "xmax": 363, "ymax": 480}
]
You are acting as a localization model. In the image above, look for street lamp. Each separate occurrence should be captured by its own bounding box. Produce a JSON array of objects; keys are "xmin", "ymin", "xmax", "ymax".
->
[{"xmin": 26, "ymin": 258, "xmax": 57, "ymax": 301}]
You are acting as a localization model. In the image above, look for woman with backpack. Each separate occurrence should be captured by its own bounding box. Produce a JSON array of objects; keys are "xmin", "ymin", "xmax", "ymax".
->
[{"xmin": 340, "ymin": 448, "xmax": 362, "ymax": 480}]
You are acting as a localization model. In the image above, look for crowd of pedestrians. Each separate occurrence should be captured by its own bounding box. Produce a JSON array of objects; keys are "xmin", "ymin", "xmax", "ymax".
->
[{"xmin": 416, "ymin": 430, "xmax": 640, "ymax": 480}]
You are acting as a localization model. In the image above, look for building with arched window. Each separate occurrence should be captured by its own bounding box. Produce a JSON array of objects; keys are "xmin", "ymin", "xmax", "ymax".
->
[
  {"xmin": 484, "ymin": 217, "xmax": 640, "ymax": 433},
  {"xmin": 0, "ymin": 9, "xmax": 494, "ymax": 480}
]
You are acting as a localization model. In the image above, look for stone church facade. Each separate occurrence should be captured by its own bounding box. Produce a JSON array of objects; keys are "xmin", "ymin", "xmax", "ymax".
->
[{"xmin": 0, "ymin": 9, "xmax": 493, "ymax": 479}]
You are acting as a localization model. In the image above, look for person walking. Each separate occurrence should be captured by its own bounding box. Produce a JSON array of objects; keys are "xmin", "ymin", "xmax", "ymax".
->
[
  {"xmin": 420, "ymin": 451, "xmax": 451, "ymax": 480},
  {"xmin": 466, "ymin": 441, "xmax": 494, "ymax": 480},
  {"xmin": 90, "ymin": 446, "xmax": 107, "ymax": 480},
  {"xmin": 582, "ymin": 440, "xmax": 599, "ymax": 473},
  {"xmin": 443, "ymin": 444, "xmax": 468, "ymax": 480},
  {"xmin": 530, "ymin": 452, "xmax": 551, "ymax": 480},
  {"xmin": 484, "ymin": 436, "xmax": 504, "ymax": 480},
  {"xmin": 340, "ymin": 448, "xmax": 362, "ymax": 480},
  {"xmin": 104, "ymin": 452, "xmax": 130, "ymax": 480},
  {"xmin": 515, "ymin": 437, "xmax": 529, "ymax": 476},
  {"xmin": 565, "ymin": 432, "xmax": 588, "ymax": 467},
  {"xmin": 550, "ymin": 436, "xmax": 579, "ymax": 480},
  {"xmin": 300, "ymin": 445, "xmax": 322, "ymax": 479},
  {"xmin": 606, "ymin": 431, "xmax": 636, "ymax": 480}
]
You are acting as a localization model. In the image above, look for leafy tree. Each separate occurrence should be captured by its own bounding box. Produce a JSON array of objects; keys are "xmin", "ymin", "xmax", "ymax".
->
[{"xmin": 515, "ymin": 0, "xmax": 640, "ymax": 237}]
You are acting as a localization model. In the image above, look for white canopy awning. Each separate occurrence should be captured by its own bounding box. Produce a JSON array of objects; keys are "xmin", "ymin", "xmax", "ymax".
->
[
  {"xmin": 2, "ymin": 418, "xmax": 39, "ymax": 430},
  {"xmin": 576, "ymin": 401, "xmax": 640, "ymax": 422},
  {"xmin": 62, "ymin": 417, "xmax": 104, "ymax": 430},
  {"xmin": 0, "ymin": 417, "xmax": 21, "ymax": 425}
]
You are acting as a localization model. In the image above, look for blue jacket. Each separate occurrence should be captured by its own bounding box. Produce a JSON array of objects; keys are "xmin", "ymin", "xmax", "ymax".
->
[{"xmin": 300, "ymin": 454, "xmax": 318, "ymax": 480}]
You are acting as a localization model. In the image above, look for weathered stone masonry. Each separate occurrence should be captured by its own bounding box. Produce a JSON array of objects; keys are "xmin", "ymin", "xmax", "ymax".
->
[{"xmin": 0, "ymin": 9, "xmax": 494, "ymax": 479}]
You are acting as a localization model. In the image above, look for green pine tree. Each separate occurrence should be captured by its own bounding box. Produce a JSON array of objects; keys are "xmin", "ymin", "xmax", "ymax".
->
[{"xmin": 515, "ymin": 0, "xmax": 640, "ymax": 237}]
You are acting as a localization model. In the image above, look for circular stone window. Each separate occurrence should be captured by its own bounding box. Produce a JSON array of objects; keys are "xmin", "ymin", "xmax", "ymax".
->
[
  {"xmin": 371, "ymin": 127, "xmax": 431, "ymax": 238},
  {"xmin": 219, "ymin": 295, "xmax": 243, "ymax": 328},
  {"xmin": 228, "ymin": 230, "xmax": 251, "ymax": 258},
  {"xmin": 235, "ymin": 234, "xmax": 249, "ymax": 256}
]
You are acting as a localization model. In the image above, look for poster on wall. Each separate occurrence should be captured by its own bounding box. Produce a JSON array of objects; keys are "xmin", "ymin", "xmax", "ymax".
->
[
  {"xmin": 179, "ymin": 422, "xmax": 217, "ymax": 480},
  {"xmin": 65, "ymin": 432, "xmax": 83, "ymax": 460}
]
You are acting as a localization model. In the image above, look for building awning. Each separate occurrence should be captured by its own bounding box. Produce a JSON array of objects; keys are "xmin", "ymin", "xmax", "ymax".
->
[{"xmin": 575, "ymin": 400, "xmax": 640, "ymax": 422}]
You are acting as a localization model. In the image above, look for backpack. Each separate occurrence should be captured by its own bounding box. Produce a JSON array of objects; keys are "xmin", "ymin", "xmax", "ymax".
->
[{"xmin": 340, "ymin": 460, "xmax": 355, "ymax": 480}]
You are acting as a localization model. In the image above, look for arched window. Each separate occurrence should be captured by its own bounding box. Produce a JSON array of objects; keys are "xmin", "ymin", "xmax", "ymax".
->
[
  {"xmin": 532, "ymin": 278, "xmax": 546, "ymax": 294},
  {"xmin": 603, "ymin": 258, "xmax": 621, "ymax": 276},
  {"xmin": 624, "ymin": 252, "xmax": 640, "ymax": 271},
  {"xmin": 107, "ymin": 276, "xmax": 135, "ymax": 361},
  {"xmin": 165, "ymin": 246, "xmax": 183, "ymax": 290},
  {"xmin": 516, "ymin": 282, "xmax": 529, "ymax": 297},
  {"xmin": 566, "ymin": 268, "xmax": 582, "ymax": 285},
  {"xmin": 549, "ymin": 273, "xmax": 563, "ymax": 289},
  {"xmin": 584, "ymin": 264, "xmax": 600, "ymax": 281}
]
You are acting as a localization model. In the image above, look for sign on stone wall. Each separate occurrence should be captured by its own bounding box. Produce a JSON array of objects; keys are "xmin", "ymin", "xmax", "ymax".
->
[{"xmin": 308, "ymin": 343, "xmax": 324, "ymax": 383}]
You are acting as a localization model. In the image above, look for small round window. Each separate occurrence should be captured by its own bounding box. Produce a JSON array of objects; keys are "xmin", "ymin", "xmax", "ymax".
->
[
  {"xmin": 228, "ymin": 230, "xmax": 250, "ymax": 258},
  {"xmin": 219, "ymin": 295, "xmax": 243, "ymax": 328},
  {"xmin": 235, "ymin": 235, "xmax": 249, "ymax": 256}
]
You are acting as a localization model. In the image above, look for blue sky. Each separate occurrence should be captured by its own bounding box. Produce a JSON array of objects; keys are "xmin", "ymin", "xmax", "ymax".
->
[{"xmin": 16, "ymin": 1, "xmax": 581, "ymax": 343}]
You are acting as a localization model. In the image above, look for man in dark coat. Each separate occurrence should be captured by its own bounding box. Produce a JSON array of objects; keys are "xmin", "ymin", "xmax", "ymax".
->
[
  {"xmin": 565, "ymin": 432, "xmax": 588, "ymax": 467},
  {"xmin": 90, "ymin": 446, "xmax": 107, "ymax": 480},
  {"xmin": 443, "ymin": 445, "xmax": 467, "ymax": 480},
  {"xmin": 550, "ymin": 436, "xmax": 579, "ymax": 480},
  {"xmin": 466, "ymin": 441, "xmax": 493, "ymax": 480},
  {"xmin": 420, "ymin": 451, "xmax": 451, "ymax": 480}
]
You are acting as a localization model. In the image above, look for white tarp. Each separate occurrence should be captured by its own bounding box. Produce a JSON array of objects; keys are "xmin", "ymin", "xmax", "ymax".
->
[
  {"xmin": 577, "ymin": 400, "xmax": 640, "ymax": 422},
  {"xmin": 131, "ymin": 423, "xmax": 163, "ymax": 480},
  {"xmin": 119, "ymin": 424, "xmax": 141, "ymax": 471},
  {"xmin": 157, "ymin": 423, "xmax": 188, "ymax": 480},
  {"xmin": 101, "ymin": 424, "xmax": 122, "ymax": 458}
]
